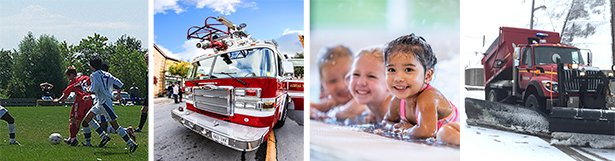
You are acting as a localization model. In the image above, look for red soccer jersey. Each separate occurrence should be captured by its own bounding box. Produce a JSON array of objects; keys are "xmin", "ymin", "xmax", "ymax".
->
[{"xmin": 62, "ymin": 75, "xmax": 91, "ymax": 102}]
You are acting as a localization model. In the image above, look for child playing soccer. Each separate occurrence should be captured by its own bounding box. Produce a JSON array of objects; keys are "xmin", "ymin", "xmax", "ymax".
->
[
  {"xmin": 382, "ymin": 34, "xmax": 460, "ymax": 145},
  {"xmin": 54, "ymin": 66, "xmax": 93, "ymax": 146},
  {"xmin": 0, "ymin": 105, "xmax": 18, "ymax": 145},
  {"xmin": 81, "ymin": 56, "xmax": 138, "ymax": 152}
]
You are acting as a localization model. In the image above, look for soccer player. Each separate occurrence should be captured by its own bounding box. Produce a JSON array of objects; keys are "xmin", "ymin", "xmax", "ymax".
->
[
  {"xmin": 0, "ymin": 105, "xmax": 18, "ymax": 145},
  {"xmin": 81, "ymin": 56, "xmax": 138, "ymax": 152},
  {"xmin": 54, "ymin": 66, "xmax": 93, "ymax": 146},
  {"xmin": 136, "ymin": 53, "xmax": 148, "ymax": 132}
]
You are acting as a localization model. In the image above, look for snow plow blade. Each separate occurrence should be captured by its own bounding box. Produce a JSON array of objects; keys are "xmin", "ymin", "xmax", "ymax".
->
[
  {"xmin": 549, "ymin": 107, "xmax": 615, "ymax": 135},
  {"xmin": 465, "ymin": 98, "xmax": 549, "ymax": 136}
]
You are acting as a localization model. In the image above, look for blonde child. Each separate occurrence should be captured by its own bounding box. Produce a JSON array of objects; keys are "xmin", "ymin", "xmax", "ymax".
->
[
  {"xmin": 382, "ymin": 34, "xmax": 460, "ymax": 145},
  {"xmin": 310, "ymin": 45, "xmax": 366, "ymax": 120},
  {"xmin": 348, "ymin": 48, "xmax": 398, "ymax": 123}
]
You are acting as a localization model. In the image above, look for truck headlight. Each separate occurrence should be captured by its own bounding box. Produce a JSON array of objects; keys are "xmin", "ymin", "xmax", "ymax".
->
[
  {"xmin": 572, "ymin": 64, "xmax": 579, "ymax": 69},
  {"xmin": 542, "ymin": 81, "xmax": 558, "ymax": 92}
]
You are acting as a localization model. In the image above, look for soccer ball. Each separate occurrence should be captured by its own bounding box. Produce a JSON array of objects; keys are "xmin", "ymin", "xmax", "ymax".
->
[{"xmin": 49, "ymin": 133, "xmax": 62, "ymax": 145}]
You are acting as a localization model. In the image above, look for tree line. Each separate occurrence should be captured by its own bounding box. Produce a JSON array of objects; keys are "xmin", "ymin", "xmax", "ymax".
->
[{"xmin": 0, "ymin": 32, "xmax": 148, "ymax": 99}]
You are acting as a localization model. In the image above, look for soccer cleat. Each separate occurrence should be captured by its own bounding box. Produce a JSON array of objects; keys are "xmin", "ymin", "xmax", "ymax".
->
[
  {"xmin": 129, "ymin": 143, "xmax": 138, "ymax": 153},
  {"xmin": 134, "ymin": 127, "xmax": 142, "ymax": 132},
  {"xmin": 9, "ymin": 140, "xmax": 20, "ymax": 145},
  {"xmin": 99, "ymin": 135, "xmax": 111, "ymax": 147},
  {"xmin": 64, "ymin": 138, "xmax": 79, "ymax": 146},
  {"xmin": 82, "ymin": 141, "xmax": 92, "ymax": 147}
]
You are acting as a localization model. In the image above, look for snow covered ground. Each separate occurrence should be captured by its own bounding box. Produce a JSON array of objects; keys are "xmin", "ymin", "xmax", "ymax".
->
[
  {"xmin": 463, "ymin": 88, "xmax": 615, "ymax": 160},
  {"xmin": 463, "ymin": 125, "xmax": 575, "ymax": 161}
]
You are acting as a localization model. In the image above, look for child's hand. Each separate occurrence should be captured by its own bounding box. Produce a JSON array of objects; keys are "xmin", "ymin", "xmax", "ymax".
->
[{"xmin": 392, "ymin": 121, "xmax": 413, "ymax": 133}]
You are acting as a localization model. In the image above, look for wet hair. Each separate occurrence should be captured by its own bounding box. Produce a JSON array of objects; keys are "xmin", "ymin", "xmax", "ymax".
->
[
  {"xmin": 384, "ymin": 34, "xmax": 437, "ymax": 71},
  {"xmin": 89, "ymin": 56, "xmax": 103, "ymax": 71},
  {"xmin": 65, "ymin": 66, "xmax": 77, "ymax": 76},
  {"xmin": 356, "ymin": 48, "xmax": 384, "ymax": 63},
  {"xmin": 317, "ymin": 45, "xmax": 353, "ymax": 77}
]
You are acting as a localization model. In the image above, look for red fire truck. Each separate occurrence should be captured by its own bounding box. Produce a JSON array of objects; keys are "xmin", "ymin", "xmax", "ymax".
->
[
  {"xmin": 482, "ymin": 26, "xmax": 614, "ymax": 135},
  {"xmin": 171, "ymin": 16, "xmax": 304, "ymax": 151}
]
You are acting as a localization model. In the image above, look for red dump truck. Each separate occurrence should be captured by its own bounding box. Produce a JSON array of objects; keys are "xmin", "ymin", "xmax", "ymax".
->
[
  {"xmin": 482, "ymin": 26, "xmax": 614, "ymax": 135},
  {"xmin": 171, "ymin": 16, "xmax": 304, "ymax": 151}
]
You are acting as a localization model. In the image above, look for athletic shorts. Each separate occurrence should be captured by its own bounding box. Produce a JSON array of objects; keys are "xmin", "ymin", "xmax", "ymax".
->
[{"xmin": 89, "ymin": 100, "xmax": 118, "ymax": 122}]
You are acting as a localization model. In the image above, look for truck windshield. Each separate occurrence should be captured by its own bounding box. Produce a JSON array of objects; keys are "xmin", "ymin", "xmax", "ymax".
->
[
  {"xmin": 535, "ymin": 47, "xmax": 584, "ymax": 65},
  {"xmin": 192, "ymin": 47, "xmax": 276, "ymax": 79}
]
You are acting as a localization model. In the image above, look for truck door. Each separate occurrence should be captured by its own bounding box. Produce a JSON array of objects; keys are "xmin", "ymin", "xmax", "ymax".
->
[{"xmin": 518, "ymin": 47, "xmax": 534, "ymax": 90}]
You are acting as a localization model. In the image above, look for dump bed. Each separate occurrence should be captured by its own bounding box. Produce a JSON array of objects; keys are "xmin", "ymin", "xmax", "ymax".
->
[{"xmin": 481, "ymin": 27, "xmax": 561, "ymax": 85}]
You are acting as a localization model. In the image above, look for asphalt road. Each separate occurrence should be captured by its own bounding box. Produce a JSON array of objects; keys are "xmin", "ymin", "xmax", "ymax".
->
[{"xmin": 154, "ymin": 98, "xmax": 304, "ymax": 161}]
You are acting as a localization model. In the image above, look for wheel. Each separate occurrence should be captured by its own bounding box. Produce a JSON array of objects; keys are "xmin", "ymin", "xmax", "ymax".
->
[
  {"xmin": 487, "ymin": 89, "xmax": 500, "ymax": 102},
  {"xmin": 273, "ymin": 98, "xmax": 289, "ymax": 129},
  {"xmin": 524, "ymin": 93, "xmax": 546, "ymax": 114}
]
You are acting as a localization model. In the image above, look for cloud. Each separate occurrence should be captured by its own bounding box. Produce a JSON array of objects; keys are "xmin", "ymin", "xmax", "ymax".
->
[
  {"xmin": 189, "ymin": 0, "xmax": 241, "ymax": 15},
  {"xmin": 276, "ymin": 29, "xmax": 304, "ymax": 57},
  {"xmin": 282, "ymin": 28, "xmax": 304, "ymax": 36},
  {"xmin": 0, "ymin": 4, "xmax": 146, "ymax": 50},
  {"xmin": 154, "ymin": 0, "xmax": 184, "ymax": 14},
  {"xmin": 158, "ymin": 39, "xmax": 216, "ymax": 61}
]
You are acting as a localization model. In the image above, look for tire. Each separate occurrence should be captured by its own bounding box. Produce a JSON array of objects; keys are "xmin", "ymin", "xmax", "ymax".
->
[
  {"xmin": 273, "ymin": 98, "xmax": 289, "ymax": 129},
  {"xmin": 525, "ymin": 93, "xmax": 546, "ymax": 114},
  {"xmin": 487, "ymin": 89, "xmax": 500, "ymax": 102}
]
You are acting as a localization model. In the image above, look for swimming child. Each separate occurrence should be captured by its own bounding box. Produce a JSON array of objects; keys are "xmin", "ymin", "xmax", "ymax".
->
[
  {"xmin": 310, "ymin": 45, "xmax": 367, "ymax": 121},
  {"xmin": 382, "ymin": 34, "xmax": 460, "ymax": 145},
  {"xmin": 348, "ymin": 48, "xmax": 398, "ymax": 123}
]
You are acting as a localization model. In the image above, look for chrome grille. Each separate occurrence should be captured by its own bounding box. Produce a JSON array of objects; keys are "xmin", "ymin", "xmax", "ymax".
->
[
  {"xmin": 562, "ymin": 70, "xmax": 603, "ymax": 92},
  {"xmin": 193, "ymin": 86, "xmax": 234, "ymax": 116}
]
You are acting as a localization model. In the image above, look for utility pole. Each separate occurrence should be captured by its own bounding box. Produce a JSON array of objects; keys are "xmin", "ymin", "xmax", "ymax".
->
[
  {"xmin": 531, "ymin": 0, "xmax": 535, "ymax": 29},
  {"xmin": 530, "ymin": 0, "xmax": 547, "ymax": 29}
]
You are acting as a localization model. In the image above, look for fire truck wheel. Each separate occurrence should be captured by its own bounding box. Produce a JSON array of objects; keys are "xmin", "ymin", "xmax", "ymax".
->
[
  {"xmin": 273, "ymin": 99, "xmax": 289, "ymax": 129},
  {"xmin": 524, "ymin": 94, "xmax": 545, "ymax": 113}
]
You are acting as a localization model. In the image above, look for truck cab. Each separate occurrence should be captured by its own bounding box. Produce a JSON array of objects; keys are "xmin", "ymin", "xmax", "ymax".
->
[{"xmin": 171, "ymin": 16, "xmax": 304, "ymax": 151}]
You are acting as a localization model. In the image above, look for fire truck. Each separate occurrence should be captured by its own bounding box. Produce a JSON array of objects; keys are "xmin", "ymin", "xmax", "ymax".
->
[
  {"xmin": 171, "ymin": 16, "xmax": 304, "ymax": 151},
  {"xmin": 482, "ymin": 27, "xmax": 614, "ymax": 135}
]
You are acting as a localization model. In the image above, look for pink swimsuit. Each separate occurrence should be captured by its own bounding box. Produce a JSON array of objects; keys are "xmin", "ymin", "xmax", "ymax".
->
[{"xmin": 399, "ymin": 84, "xmax": 459, "ymax": 130}]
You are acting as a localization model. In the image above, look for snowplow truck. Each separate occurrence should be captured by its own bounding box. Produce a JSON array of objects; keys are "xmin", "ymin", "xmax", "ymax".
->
[{"xmin": 482, "ymin": 27, "xmax": 615, "ymax": 135}]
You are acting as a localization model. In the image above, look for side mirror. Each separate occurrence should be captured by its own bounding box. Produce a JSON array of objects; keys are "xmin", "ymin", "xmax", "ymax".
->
[
  {"xmin": 282, "ymin": 61, "xmax": 294, "ymax": 79},
  {"xmin": 512, "ymin": 44, "xmax": 520, "ymax": 67}
]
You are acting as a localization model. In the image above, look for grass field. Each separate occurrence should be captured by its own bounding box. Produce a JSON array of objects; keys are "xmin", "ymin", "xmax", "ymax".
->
[{"xmin": 0, "ymin": 105, "xmax": 148, "ymax": 161}]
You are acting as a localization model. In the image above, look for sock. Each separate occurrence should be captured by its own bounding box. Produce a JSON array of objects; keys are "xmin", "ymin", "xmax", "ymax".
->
[
  {"xmin": 107, "ymin": 126, "xmax": 116, "ymax": 134},
  {"xmin": 138, "ymin": 112, "xmax": 147, "ymax": 129},
  {"xmin": 88, "ymin": 119, "xmax": 106, "ymax": 137},
  {"xmin": 117, "ymin": 126, "xmax": 135, "ymax": 145},
  {"xmin": 8, "ymin": 123, "xmax": 15, "ymax": 142},
  {"xmin": 69, "ymin": 120, "xmax": 79, "ymax": 138},
  {"xmin": 83, "ymin": 127, "xmax": 91, "ymax": 144}
]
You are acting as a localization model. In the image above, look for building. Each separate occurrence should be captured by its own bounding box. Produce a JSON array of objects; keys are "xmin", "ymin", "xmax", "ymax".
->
[{"xmin": 152, "ymin": 44, "xmax": 182, "ymax": 97}]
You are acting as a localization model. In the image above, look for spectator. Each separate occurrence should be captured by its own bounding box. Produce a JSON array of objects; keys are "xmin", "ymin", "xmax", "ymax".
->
[{"xmin": 173, "ymin": 83, "xmax": 179, "ymax": 104}]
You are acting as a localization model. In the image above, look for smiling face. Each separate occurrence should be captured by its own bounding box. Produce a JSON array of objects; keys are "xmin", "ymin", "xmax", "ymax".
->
[
  {"xmin": 320, "ymin": 57, "xmax": 353, "ymax": 104},
  {"xmin": 385, "ymin": 52, "xmax": 433, "ymax": 99},
  {"xmin": 349, "ymin": 54, "xmax": 388, "ymax": 105}
]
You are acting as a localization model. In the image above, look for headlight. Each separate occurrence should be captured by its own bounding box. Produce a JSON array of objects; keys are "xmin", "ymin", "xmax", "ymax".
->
[
  {"xmin": 542, "ymin": 81, "xmax": 558, "ymax": 92},
  {"xmin": 572, "ymin": 64, "xmax": 579, "ymax": 69},
  {"xmin": 579, "ymin": 71, "xmax": 586, "ymax": 77},
  {"xmin": 608, "ymin": 72, "xmax": 614, "ymax": 78}
]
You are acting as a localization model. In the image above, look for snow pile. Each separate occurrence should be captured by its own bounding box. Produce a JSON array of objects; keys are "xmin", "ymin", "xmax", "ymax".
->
[
  {"xmin": 465, "ymin": 98, "xmax": 549, "ymax": 135},
  {"xmin": 551, "ymin": 132, "xmax": 615, "ymax": 149}
]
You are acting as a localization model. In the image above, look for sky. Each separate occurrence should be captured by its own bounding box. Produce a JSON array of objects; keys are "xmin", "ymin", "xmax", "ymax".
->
[
  {"xmin": 154, "ymin": 0, "xmax": 304, "ymax": 61},
  {"xmin": 0, "ymin": 0, "xmax": 148, "ymax": 50}
]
